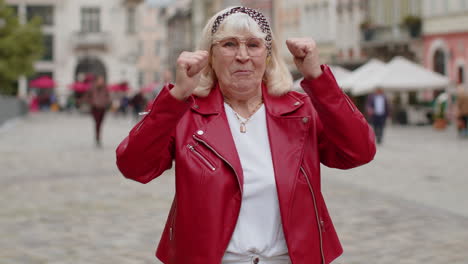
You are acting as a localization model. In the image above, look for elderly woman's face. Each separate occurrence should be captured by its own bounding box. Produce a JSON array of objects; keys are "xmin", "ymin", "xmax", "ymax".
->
[{"xmin": 211, "ymin": 31, "xmax": 268, "ymax": 91}]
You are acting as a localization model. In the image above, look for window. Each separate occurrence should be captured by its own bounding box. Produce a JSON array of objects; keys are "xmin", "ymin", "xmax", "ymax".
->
[
  {"xmin": 155, "ymin": 40, "xmax": 161, "ymax": 56},
  {"xmin": 127, "ymin": 7, "xmax": 136, "ymax": 34},
  {"xmin": 42, "ymin": 34, "xmax": 54, "ymax": 61},
  {"xmin": 7, "ymin": 5, "xmax": 18, "ymax": 17},
  {"xmin": 458, "ymin": 66, "xmax": 465, "ymax": 84},
  {"xmin": 27, "ymin": 5, "xmax": 54, "ymax": 25},
  {"xmin": 433, "ymin": 49, "xmax": 446, "ymax": 75},
  {"xmin": 81, "ymin": 7, "xmax": 100, "ymax": 33}
]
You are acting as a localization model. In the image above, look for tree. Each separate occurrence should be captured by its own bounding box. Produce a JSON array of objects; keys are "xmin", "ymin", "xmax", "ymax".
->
[{"xmin": 0, "ymin": 0, "xmax": 44, "ymax": 95}]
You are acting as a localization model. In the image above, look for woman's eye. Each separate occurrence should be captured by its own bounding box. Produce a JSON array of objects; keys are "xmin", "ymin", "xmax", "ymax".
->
[{"xmin": 223, "ymin": 41, "xmax": 237, "ymax": 47}]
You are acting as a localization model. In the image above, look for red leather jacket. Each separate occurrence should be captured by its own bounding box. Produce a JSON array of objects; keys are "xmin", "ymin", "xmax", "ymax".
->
[{"xmin": 116, "ymin": 66, "xmax": 376, "ymax": 264}]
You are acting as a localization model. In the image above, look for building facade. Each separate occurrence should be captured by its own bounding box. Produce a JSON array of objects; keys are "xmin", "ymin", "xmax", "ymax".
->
[
  {"xmin": 423, "ymin": 0, "xmax": 468, "ymax": 84},
  {"xmin": 360, "ymin": 0, "xmax": 423, "ymax": 62},
  {"xmin": 6, "ymin": 0, "xmax": 143, "ymax": 104},
  {"xmin": 334, "ymin": 0, "xmax": 368, "ymax": 68}
]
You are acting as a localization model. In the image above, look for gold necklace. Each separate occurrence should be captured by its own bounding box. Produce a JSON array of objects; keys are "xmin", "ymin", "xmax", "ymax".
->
[{"xmin": 225, "ymin": 99, "xmax": 263, "ymax": 133}]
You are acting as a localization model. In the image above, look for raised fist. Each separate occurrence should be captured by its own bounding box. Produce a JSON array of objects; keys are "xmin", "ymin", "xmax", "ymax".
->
[
  {"xmin": 286, "ymin": 38, "xmax": 322, "ymax": 80},
  {"xmin": 171, "ymin": 50, "xmax": 209, "ymax": 100}
]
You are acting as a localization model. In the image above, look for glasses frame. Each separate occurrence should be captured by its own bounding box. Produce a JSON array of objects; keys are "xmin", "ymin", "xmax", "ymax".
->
[{"xmin": 212, "ymin": 37, "xmax": 267, "ymax": 57}]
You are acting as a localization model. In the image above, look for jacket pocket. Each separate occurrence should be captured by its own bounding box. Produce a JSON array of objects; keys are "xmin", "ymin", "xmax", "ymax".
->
[{"xmin": 187, "ymin": 144, "xmax": 217, "ymax": 171}]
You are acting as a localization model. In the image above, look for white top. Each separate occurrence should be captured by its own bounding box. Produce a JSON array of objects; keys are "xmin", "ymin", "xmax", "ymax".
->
[
  {"xmin": 222, "ymin": 103, "xmax": 289, "ymax": 262},
  {"xmin": 374, "ymin": 95, "xmax": 386, "ymax": 115}
]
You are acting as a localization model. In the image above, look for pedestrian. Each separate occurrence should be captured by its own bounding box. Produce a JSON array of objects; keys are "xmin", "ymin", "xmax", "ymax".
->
[
  {"xmin": 456, "ymin": 85, "xmax": 468, "ymax": 137},
  {"xmin": 86, "ymin": 75, "xmax": 110, "ymax": 147},
  {"xmin": 129, "ymin": 90, "xmax": 147, "ymax": 121},
  {"xmin": 116, "ymin": 6, "xmax": 376, "ymax": 264},
  {"xmin": 366, "ymin": 88, "xmax": 390, "ymax": 144}
]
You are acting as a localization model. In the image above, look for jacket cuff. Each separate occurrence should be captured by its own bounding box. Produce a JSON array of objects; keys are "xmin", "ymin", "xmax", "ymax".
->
[
  {"xmin": 300, "ymin": 65, "xmax": 342, "ymax": 96},
  {"xmin": 147, "ymin": 83, "xmax": 194, "ymax": 120}
]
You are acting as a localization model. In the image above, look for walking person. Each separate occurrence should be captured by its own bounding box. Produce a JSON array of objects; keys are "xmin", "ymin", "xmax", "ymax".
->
[
  {"xmin": 86, "ymin": 75, "xmax": 110, "ymax": 147},
  {"xmin": 129, "ymin": 90, "xmax": 147, "ymax": 121},
  {"xmin": 116, "ymin": 6, "xmax": 376, "ymax": 264},
  {"xmin": 366, "ymin": 88, "xmax": 390, "ymax": 144}
]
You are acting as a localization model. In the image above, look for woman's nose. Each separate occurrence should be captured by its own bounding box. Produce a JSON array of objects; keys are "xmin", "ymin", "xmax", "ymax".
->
[{"xmin": 235, "ymin": 45, "xmax": 250, "ymax": 62}]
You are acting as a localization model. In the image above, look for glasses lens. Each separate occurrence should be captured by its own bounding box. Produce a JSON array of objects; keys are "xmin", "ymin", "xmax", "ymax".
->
[{"xmin": 216, "ymin": 37, "xmax": 265, "ymax": 57}]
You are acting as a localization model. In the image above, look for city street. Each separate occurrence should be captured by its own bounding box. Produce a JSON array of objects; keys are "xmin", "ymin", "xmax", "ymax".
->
[{"xmin": 1, "ymin": 112, "xmax": 468, "ymax": 264}]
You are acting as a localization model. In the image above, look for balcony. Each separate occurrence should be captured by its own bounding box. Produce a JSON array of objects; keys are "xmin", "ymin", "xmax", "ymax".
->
[
  {"xmin": 71, "ymin": 31, "xmax": 111, "ymax": 51},
  {"xmin": 361, "ymin": 25, "xmax": 420, "ymax": 47}
]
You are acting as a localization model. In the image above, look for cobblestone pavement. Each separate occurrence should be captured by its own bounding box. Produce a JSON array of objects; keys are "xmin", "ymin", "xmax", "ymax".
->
[{"xmin": 1, "ymin": 112, "xmax": 468, "ymax": 264}]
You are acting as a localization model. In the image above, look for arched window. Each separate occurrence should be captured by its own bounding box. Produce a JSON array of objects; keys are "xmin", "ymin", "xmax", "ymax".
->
[
  {"xmin": 458, "ymin": 65, "xmax": 465, "ymax": 84},
  {"xmin": 433, "ymin": 49, "xmax": 445, "ymax": 75},
  {"xmin": 75, "ymin": 57, "xmax": 107, "ymax": 82}
]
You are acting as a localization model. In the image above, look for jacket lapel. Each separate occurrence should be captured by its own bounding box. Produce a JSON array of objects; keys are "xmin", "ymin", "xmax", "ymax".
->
[
  {"xmin": 262, "ymin": 84, "xmax": 310, "ymax": 213},
  {"xmin": 191, "ymin": 85, "xmax": 245, "ymax": 193},
  {"xmin": 190, "ymin": 83, "xmax": 310, "ymax": 201}
]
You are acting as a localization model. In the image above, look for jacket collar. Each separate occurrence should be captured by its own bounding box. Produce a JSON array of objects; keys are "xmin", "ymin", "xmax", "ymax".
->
[{"xmin": 191, "ymin": 82, "xmax": 305, "ymax": 116}]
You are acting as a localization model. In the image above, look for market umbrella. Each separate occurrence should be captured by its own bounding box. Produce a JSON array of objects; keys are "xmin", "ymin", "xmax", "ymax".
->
[
  {"xmin": 340, "ymin": 59, "xmax": 386, "ymax": 93},
  {"xmin": 352, "ymin": 56, "xmax": 451, "ymax": 96},
  {"xmin": 108, "ymin": 82, "xmax": 130, "ymax": 92},
  {"xmin": 29, "ymin": 76, "xmax": 56, "ymax": 89},
  {"xmin": 69, "ymin": 82, "xmax": 91, "ymax": 93},
  {"xmin": 293, "ymin": 65, "xmax": 352, "ymax": 91}
]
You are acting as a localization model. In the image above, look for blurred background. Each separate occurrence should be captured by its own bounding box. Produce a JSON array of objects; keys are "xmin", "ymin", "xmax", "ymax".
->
[{"xmin": 1, "ymin": 0, "xmax": 468, "ymax": 263}]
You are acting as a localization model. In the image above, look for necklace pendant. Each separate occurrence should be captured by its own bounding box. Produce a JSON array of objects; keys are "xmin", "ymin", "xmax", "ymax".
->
[{"xmin": 240, "ymin": 123, "xmax": 247, "ymax": 133}]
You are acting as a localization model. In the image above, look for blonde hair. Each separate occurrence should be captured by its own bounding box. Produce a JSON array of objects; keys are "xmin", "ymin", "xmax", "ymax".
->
[{"xmin": 194, "ymin": 7, "xmax": 293, "ymax": 97}]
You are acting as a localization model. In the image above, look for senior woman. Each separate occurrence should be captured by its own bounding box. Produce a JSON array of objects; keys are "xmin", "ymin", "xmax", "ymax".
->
[{"xmin": 116, "ymin": 6, "xmax": 376, "ymax": 264}]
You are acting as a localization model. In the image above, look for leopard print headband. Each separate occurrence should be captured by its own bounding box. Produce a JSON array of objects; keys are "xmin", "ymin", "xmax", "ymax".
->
[{"xmin": 211, "ymin": 6, "xmax": 272, "ymax": 55}]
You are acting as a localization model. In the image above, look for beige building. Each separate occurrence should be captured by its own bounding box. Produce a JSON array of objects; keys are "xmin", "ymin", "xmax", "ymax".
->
[
  {"xmin": 136, "ymin": 2, "xmax": 168, "ymax": 87},
  {"xmin": 335, "ymin": 0, "xmax": 369, "ymax": 68},
  {"xmin": 6, "ymin": 0, "xmax": 144, "ymax": 104}
]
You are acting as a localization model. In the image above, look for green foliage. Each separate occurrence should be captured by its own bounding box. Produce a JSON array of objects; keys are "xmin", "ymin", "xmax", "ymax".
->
[
  {"xmin": 360, "ymin": 18, "xmax": 373, "ymax": 30},
  {"xmin": 402, "ymin": 15, "xmax": 421, "ymax": 27},
  {"xmin": 0, "ymin": 0, "xmax": 44, "ymax": 95},
  {"xmin": 402, "ymin": 15, "xmax": 422, "ymax": 37}
]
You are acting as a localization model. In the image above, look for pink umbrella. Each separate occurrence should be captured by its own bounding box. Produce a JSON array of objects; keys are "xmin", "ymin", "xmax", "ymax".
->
[
  {"xmin": 29, "ymin": 76, "xmax": 56, "ymax": 89},
  {"xmin": 108, "ymin": 82, "xmax": 129, "ymax": 92},
  {"xmin": 84, "ymin": 73, "xmax": 95, "ymax": 83},
  {"xmin": 69, "ymin": 82, "xmax": 91, "ymax": 92},
  {"xmin": 141, "ymin": 82, "xmax": 160, "ymax": 94}
]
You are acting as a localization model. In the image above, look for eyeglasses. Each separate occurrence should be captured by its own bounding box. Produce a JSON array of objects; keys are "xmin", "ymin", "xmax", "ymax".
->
[{"xmin": 213, "ymin": 37, "xmax": 266, "ymax": 57}]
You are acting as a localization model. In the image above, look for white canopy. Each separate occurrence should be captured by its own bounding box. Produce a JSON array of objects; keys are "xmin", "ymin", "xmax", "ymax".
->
[
  {"xmin": 293, "ymin": 65, "xmax": 352, "ymax": 91},
  {"xmin": 340, "ymin": 59, "xmax": 386, "ymax": 92},
  {"xmin": 352, "ymin": 56, "xmax": 451, "ymax": 96}
]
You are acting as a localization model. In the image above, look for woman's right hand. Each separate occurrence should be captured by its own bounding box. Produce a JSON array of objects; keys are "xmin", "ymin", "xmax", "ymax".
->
[{"xmin": 171, "ymin": 50, "xmax": 209, "ymax": 100}]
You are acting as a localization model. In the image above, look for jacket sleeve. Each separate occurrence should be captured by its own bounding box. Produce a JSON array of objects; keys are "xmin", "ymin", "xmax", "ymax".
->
[
  {"xmin": 301, "ymin": 65, "xmax": 376, "ymax": 169},
  {"xmin": 115, "ymin": 85, "xmax": 194, "ymax": 183}
]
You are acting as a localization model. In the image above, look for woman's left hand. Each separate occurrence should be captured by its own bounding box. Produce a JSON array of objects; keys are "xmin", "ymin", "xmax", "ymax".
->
[{"xmin": 286, "ymin": 38, "xmax": 323, "ymax": 80}]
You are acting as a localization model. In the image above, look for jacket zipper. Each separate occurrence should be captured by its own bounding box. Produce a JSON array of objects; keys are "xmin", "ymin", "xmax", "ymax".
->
[
  {"xmin": 169, "ymin": 199, "xmax": 177, "ymax": 241},
  {"xmin": 300, "ymin": 167, "xmax": 325, "ymax": 264},
  {"xmin": 187, "ymin": 144, "xmax": 216, "ymax": 171},
  {"xmin": 193, "ymin": 135, "xmax": 244, "ymax": 261},
  {"xmin": 193, "ymin": 135, "xmax": 242, "ymax": 195}
]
